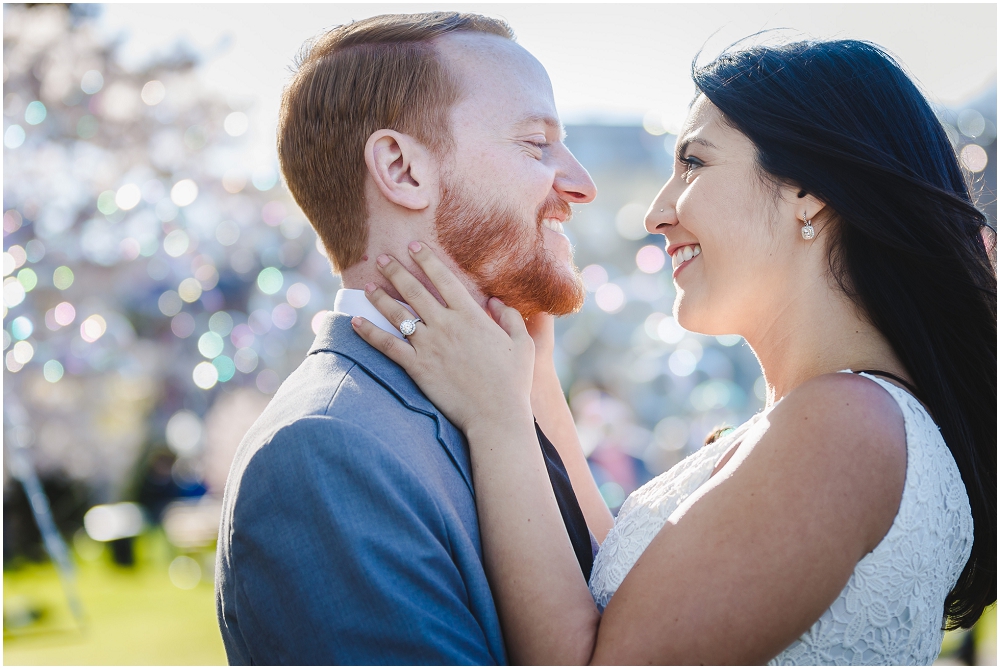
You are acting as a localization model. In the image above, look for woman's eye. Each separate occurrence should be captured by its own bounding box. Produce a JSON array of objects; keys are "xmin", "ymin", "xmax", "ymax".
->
[{"xmin": 679, "ymin": 155, "xmax": 703, "ymax": 181}]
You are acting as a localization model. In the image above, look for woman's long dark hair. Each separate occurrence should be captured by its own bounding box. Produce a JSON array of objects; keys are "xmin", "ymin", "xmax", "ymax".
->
[{"xmin": 693, "ymin": 39, "xmax": 996, "ymax": 629}]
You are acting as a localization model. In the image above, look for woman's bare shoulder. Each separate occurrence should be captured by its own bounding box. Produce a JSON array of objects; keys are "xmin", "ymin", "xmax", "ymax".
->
[
  {"xmin": 596, "ymin": 373, "xmax": 910, "ymax": 664},
  {"xmin": 761, "ymin": 372, "xmax": 908, "ymax": 548}
]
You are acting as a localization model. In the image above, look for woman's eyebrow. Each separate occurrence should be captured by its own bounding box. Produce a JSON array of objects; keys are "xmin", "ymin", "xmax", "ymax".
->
[{"xmin": 676, "ymin": 136, "xmax": 719, "ymax": 158}]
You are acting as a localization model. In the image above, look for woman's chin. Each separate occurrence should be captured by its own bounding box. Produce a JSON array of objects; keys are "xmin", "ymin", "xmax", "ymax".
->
[{"xmin": 673, "ymin": 294, "xmax": 726, "ymax": 336}]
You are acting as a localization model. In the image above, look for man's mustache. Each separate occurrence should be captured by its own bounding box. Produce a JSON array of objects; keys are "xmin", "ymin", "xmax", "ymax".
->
[{"xmin": 537, "ymin": 198, "xmax": 573, "ymax": 226}]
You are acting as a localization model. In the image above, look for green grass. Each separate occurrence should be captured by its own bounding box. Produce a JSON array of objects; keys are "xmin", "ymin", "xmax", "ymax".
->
[
  {"xmin": 3, "ymin": 530, "xmax": 996, "ymax": 665},
  {"xmin": 3, "ymin": 531, "xmax": 226, "ymax": 666}
]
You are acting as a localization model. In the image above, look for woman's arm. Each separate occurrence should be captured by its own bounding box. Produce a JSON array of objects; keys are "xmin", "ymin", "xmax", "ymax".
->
[
  {"xmin": 352, "ymin": 249, "xmax": 602, "ymax": 664},
  {"xmin": 354, "ymin": 245, "xmax": 907, "ymax": 665},
  {"xmin": 526, "ymin": 313, "xmax": 614, "ymax": 542}
]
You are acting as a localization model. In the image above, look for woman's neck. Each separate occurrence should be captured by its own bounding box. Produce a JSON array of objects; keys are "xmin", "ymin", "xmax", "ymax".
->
[{"xmin": 743, "ymin": 276, "xmax": 907, "ymax": 405}]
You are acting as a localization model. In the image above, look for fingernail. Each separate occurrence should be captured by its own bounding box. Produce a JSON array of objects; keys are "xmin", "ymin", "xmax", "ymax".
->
[
  {"xmin": 408, "ymin": 241, "xmax": 421, "ymax": 253},
  {"xmin": 376, "ymin": 254, "xmax": 390, "ymax": 267},
  {"xmin": 351, "ymin": 316, "xmax": 362, "ymax": 328},
  {"xmin": 364, "ymin": 282, "xmax": 376, "ymax": 293}
]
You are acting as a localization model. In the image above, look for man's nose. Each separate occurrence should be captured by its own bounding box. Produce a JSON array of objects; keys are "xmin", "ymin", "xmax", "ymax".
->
[
  {"xmin": 645, "ymin": 180, "xmax": 679, "ymax": 234},
  {"xmin": 552, "ymin": 145, "xmax": 597, "ymax": 204}
]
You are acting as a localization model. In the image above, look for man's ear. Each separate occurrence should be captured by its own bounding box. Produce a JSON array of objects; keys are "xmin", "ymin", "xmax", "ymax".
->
[{"xmin": 364, "ymin": 130, "xmax": 433, "ymax": 211}]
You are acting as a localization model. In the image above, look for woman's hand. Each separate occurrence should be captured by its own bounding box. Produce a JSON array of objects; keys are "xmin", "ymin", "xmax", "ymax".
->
[
  {"xmin": 524, "ymin": 311, "xmax": 556, "ymax": 360},
  {"xmin": 351, "ymin": 242, "xmax": 536, "ymax": 438},
  {"xmin": 355, "ymin": 243, "xmax": 602, "ymax": 665}
]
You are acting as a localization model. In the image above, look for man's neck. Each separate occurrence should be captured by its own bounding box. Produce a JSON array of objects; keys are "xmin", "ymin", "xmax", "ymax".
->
[{"xmin": 340, "ymin": 244, "xmax": 489, "ymax": 311}]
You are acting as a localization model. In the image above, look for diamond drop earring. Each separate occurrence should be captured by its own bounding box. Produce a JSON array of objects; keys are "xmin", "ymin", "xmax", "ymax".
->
[{"xmin": 801, "ymin": 213, "xmax": 815, "ymax": 240}]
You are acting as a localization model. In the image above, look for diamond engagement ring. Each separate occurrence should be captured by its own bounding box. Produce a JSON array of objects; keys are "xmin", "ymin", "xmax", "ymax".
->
[{"xmin": 399, "ymin": 318, "xmax": 421, "ymax": 337}]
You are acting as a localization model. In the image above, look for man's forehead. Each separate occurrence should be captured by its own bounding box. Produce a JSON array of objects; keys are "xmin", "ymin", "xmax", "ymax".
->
[
  {"xmin": 435, "ymin": 32, "xmax": 555, "ymax": 115},
  {"xmin": 435, "ymin": 31, "xmax": 534, "ymax": 68}
]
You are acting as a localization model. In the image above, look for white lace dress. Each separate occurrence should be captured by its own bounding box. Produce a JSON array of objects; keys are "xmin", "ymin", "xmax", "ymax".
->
[{"xmin": 588, "ymin": 373, "xmax": 974, "ymax": 665}]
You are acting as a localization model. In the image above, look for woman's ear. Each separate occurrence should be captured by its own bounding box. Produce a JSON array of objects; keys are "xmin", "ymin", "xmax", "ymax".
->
[
  {"xmin": 364, "ymin": 130, "xmax": 432, "ymax": 211},
  {"xmin": 794, "ymin": 189, "xmax": 827, "ymax": 223}
]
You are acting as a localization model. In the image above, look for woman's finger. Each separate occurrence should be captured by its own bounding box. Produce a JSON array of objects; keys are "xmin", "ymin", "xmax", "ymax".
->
[
  {"xmin": 375, "ymin": 254, "xmax": 444, "ymax": 319},
  {"xmin": 489, "ymin": 298, "xmax": 530, "ymax": 342},
  {"xmin": 364, "ymin": 283, "xmax": 421, "ymax": 333},
  {"xmin": 407, "ymin": 242, "xmax": 479, "ymax": 312},
  {"xmin": 351, "ymin": 316, "xmax": 416, "ymax": 367}
]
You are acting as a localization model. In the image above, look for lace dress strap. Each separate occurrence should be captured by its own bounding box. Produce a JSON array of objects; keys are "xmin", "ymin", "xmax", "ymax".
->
[{"xmin": 852, "ymin": 368, "xmax": 923, "ymax": 403}]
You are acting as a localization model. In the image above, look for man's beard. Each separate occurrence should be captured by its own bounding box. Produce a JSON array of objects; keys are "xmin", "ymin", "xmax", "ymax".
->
[{"xmin": 433, "ymin": 182, "xmax": 585, "ymax": 318}]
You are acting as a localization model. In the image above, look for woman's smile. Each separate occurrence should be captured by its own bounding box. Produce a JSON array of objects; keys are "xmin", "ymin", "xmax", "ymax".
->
[{"xmin": 669, "ymin": 243, "xmax": 702, "ymax": 277}]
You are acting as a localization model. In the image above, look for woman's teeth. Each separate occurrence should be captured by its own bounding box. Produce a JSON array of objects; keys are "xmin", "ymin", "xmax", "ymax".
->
[
  {"xmin": 670, "ymin": 244, "xmax": 701, "ymax": 269},
  {"xmin": 542, "ymin": 218, "xmax": 565, "ymax": 234}
]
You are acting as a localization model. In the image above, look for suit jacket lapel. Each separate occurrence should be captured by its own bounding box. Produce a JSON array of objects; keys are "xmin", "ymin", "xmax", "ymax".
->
[{"xmin": 309, "ymin": 313, "xmax": 476, "ymax": 496}]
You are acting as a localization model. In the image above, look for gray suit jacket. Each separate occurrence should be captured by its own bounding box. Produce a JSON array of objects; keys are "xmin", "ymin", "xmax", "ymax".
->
[{"xmin": 215, "ymin": 313, "xmax": 506, "ymax": 665}]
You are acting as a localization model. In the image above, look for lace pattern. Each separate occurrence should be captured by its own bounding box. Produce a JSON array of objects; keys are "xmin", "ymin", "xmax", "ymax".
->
[{"xmin": 588, "ymin": 373, "xmax": 973, "ymax": 665}]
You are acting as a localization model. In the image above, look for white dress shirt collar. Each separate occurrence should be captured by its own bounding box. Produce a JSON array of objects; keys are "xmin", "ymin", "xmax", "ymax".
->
[{"xmin": 333, "ymin": 288, "xmax": 416, "ymax": 341}]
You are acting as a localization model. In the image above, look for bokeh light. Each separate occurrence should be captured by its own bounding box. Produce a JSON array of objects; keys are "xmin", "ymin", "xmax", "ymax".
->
[
  {"xmin": 213, "ymin": 355, "xmax": 236, "ymax": 382},
  {"xmin": 251, "ymin": 165, "xmax": 278, "ymax": 191},
  {"xmin": 166, "ymin": 410, "xmax": 203, "ymax": 455},
  {"xmin": 24, "ymin": 101, "xmax": 47, "ymax": 125},
  {"xmin": 224, "ymin": 112, "xmax": 249, "ymax": 137},
  {"xmin": 178, "ymin": 278, "xmax": 203, "ymax": 303},
  {"xmin": 657, "ymin": 316, "xmax": 686, "ymax": 344},
  {"xmin": 4, "ymin": 124, "xmax": 26, "ymax": 149},
  {"xmin": 198, "ymin": 332, "xmax": 225, "ymax": 359},
  {"xmin": 208, "ymin": 311, "xmax": 234, "ymax": 337},
  {"xmin": 215, "ymin": 220, "xmax": 240, "ymax": 245},
  {"xmin": 595, "ymin": 283, "xmax": 626, "ymax": 313},
  {"xmin": 53, "ymin": 266, "xmax": 74, "ymax": 289},
  {"xmin": 654, "ymin": 416, "xmax": 689, "ymax": 451},
  {"xmin": 141, "ymin": 80, "xmax": 166, "ymax": 105},
  {"xmin": 271, "ymin": 303, "xmax": 297, "ymax": 330},
  {"xmin": 642, "ymin": 110, "xmax": 668, "ymax": 136},
  {"xmin": 17, "ymin": 268, "xmax": 37, "ymax": 292},
  {"xmin": 636, "ymin": 245, "xmax": 666, "ymax": 273},
  {"xmin": 961, "ymin": 144, "xmax": 989, "ymax": 172},
  {"xmin": 4, "ymin": 277, "xmax": 26, "ymax": 307},
  {"xmin": 80, "ymin": 69, "xmax": 104, "ymax": 94},
  {"xmin": 163, "ymin": 230, "xmax": 190, "ymax": 257},
  {"xmin": 83, "ymin": 503, "xmax": 143, "ymax": 542},
  {"xmin": 115, "ymin": 184, "xmax": 142, "ymax": 210},
  {"xmin": 168, "ymin": 556, "xmax": 202, "ymax": 590},
  {"xmin": 221, "ymin": 171, "xmax": 247, "ymax": 194},
  {"xmin": 97, "ymin": 191, "xmax": 118, "ymax": 215},
  {"xmin": 50, "ymin": 302, "xmax": 77, "ymax": 328},
  {"xmin": 958, "ymin": 108, "xmax": 986, "ymax": 138},
  {"xmin": 43, "ymin": 359, "xmax": 65, "ymax": 383},
  {"xmin": 257, "ymin": 267, "xmax": 283, "ymax": 295},
  {"xmin": 170, "ymin": 179, "xmax": 199, "ymax": 207},
  {"xmin": 158, "ymin": 291, "xmax": 183, "ymax": 317},
  {"xmin": 171, "ymin": 312, "xmax": 196, "ymax": 338},
  {"xmin": 311, "ymin": 310, "xmax": 329, "ymax": 335},
  {"xmin": 581, "ymin": 264, "xmax": 609, "ymax": 292},
  {"xmin": 234, "ymin": 347, "xmax": 259, "ymax": 373},
  {"xmin": 80, "ymin": 315, "xmax": 107, "ymax": 343},
  {"xmin": 192, "ymin": 361, "xmax": 219, "ymax": 389},
  {"xmin": 668, "ymin": 349, "xmax": 697, "ymax": 376},
  {"xmin": 615, "ymin": 202, "xmax": 649, "ymax": 240},
  {"xmin": 11, "ymin": 315, "xmax": 34, "ymax": 339},
  {"xmin": 255, "ymin": 369, "xmax": 280, "ymax": 394}
]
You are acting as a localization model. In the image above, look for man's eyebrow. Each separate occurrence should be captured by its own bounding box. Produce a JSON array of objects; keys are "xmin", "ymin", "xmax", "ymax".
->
[
  {"xmin": 515, "ymin": 113, "xmax": 566, "ymax": 140},
  {"xmin": 676, "ymin": 136, "xmax": 718, "ymax": 157}
]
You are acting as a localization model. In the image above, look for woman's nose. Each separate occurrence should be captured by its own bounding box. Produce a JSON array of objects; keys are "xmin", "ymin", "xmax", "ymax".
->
[{"xmin": 645, "ymin": 183, "xmax": 677, "ymax": 234}]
